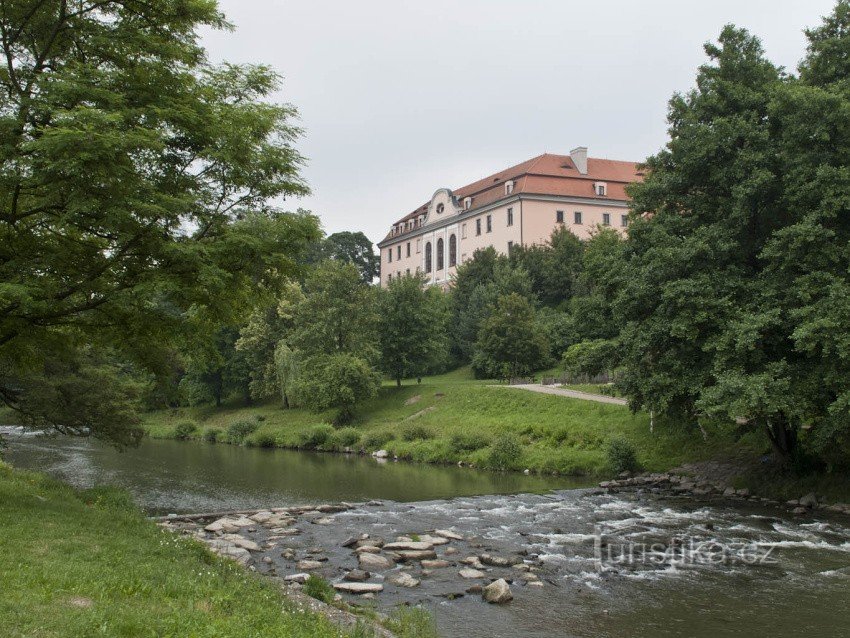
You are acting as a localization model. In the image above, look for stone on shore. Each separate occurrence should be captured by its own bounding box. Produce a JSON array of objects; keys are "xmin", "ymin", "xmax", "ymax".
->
[
  {"xmin": 283, "ymin": 573, "xmax": 310, "ymax": 583},
  {"xmin": 355, "ymin": 545, "xmax": 382, "ymax": 554},
  {"xmin": 372, "ymin": 450, "xmax": 389, "ymax": 459},
  {"xmin": 799, "ymin": 492, "xmax": 818, "ymax": 508},
  {"xmin": 483, "ymin": 578, "xmax": 513, "ymax": 604},
  {"xmin": 248, "ymin": 511, "xmax": 274, "ymax": 523},
  {"xmin": 421, "ymin": 559, "xmax": 450, "ymax": 569},
  {"xmin": 395, "ymin": 550, "xmax": 437, "ymax": 561},
  {"xmin": 389, "ymin": 572, "xmax": 421, "ymax": 588},
  {"xmin": 383, "ymin": 541, "xmax": 434, "ymax": 551},
  {"xmin": 220, "ymin": 534, "xmax": 260, "ymax": 552},
  {"xmin": 296, "ymin": 559, "xmax": 323, "ymax": 570},
  {"xmin": 333, "ymin": 582, "xmax": 384, "ymax": 594},
  {"xmin": 480, "ymin": 554, "xmax": 511, "ymax": 567},
  {"xmin": 358, "ymin": 553, "xmax": 395, "ymax": 570},
  {"xmin": 206, "ymin": 539, "xmax": 251, "ymax": 565},
  {"xmin": 459, "ymin": 568, "xmax": 486, "ymax": 579}
]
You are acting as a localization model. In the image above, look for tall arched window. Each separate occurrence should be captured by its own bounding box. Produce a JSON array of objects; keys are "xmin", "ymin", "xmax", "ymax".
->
[
  {"xmin": 436, "ymin": 238, "xmax": 444, "ymax": 270},
  {"xmin": 425, "ymin": 242, "xmax": 432, "ymax": 273},
  {"xmin": 449, "ymin": 234, "xmax": 457, "ymax": 267}
]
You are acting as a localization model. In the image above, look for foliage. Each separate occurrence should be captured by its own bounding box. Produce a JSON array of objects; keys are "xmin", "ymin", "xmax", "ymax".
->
[
  {"xmin": 0, "ymin": 1, "xmax": 319, "ymax": 445},
  {"xmin": 384, "ymin": 606, "xmax": 439, "ymax": 638},
  {"xmin": 328, "ymin": 427, "xmax": 361, "ymax": 449},
  {"xmin": 274, "ymin": 343, "xmax": 303, "ymax": 408},
  {"xmin": 361, "ymin": 429, "xmax": 395, "ymax": 450},
  {"xmin": 485, "ymin": 434, "xmax": 523, "ymax": 471},
  {"xmin": 401, "ymin": 424, "xmax": 435, "ymax": 441},
  {"xmin": 298, "ymin": 424, "xmax": 335, "ymax": 449},
  {"xmin": 510, "ymin": 226, "xmax": 584, "ymax": 307},
  {"xmin": 203, "ymin": 428, "xmax": 219, "ymax": 443},
  {"xmin": 309, "ymin": 231, "xmax": 380, "ymax": 283},
  {"xmin": 378, "ymin": 274, "xmax": 450, "ymax": 386},
  {"xmin": 607, "ymin": 439, "xmax": 640, "ymax": 475},
  {"xmin": 561, "ymin": 339, "xmax": 619, "ymax": 379},
  {"xmin": 174, "ymin": 421, "xmax": 198, "ymax": 440},
  {"xmin": 295, "ymin": 353, "xmax": 381, "ymax": 425},
  {"xmin": 449, "ymin": 432, "xmax": 490, "ymax": 453},
  {"xmin": 472, "ymin": 293, "xmax": 550, "ymax": 379},
  {"xmin": 302, "ymin": 575, "xmax": 335, "ymax": 604},
  {"xmin": 226, "ymin": 420, "xmax": 259, "ymax": 445}
]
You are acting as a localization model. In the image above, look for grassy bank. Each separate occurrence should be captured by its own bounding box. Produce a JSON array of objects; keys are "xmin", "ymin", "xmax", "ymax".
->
[
  {"xmin": 0, "ymin": 463, "xmax": 351, "ymax": 638},
  {"xmin": 141, "ymin": 368, "xmax": 758, "ymax": 477}
]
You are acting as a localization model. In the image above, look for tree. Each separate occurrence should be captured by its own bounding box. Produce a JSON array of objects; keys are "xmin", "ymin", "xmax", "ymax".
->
[
  {"xmin": 295, "ymin": 353, "xmax": 381, "ymax": 425},
  {"xmin": 378, "ymin": 274, "xmax": 449, "ymax": 386},
  {"xmin": 472, "ymin": 293, "xmax": 549, "ymax": 379},
  {"xmin": 0, "ymin": 1, "xmax": 318, "ymax": 444},
  {"xmin": 311, "ymin": 231, "xmax": 380, "ymax": 283},
  {"xmin": 617, "ymin": 10, "xmax": 850, "ymax": 468},
  {"xmin": 510, "ymin": 227, "xmax": 584, "ymax": 307}
]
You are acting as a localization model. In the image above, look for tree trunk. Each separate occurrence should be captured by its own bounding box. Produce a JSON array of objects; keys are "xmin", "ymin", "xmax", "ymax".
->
[
  {"xmin": 396, "ymin": 376, "xmax": 402, "ymax": 388},
  {"xmin": 765, "ymin": 415, "xmax": 798, "ymax": 462}
]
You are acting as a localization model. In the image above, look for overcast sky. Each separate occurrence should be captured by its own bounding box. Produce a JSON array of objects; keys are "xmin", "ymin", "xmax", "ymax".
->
[{"xmin": 201, "ymin": 0, "xmax": 837, "ymax": 245}]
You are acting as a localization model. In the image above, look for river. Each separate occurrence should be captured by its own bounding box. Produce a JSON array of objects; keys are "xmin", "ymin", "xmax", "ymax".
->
[{"xmin": 3, "ymin": 428, "xmax": 849, "ymax": 638}]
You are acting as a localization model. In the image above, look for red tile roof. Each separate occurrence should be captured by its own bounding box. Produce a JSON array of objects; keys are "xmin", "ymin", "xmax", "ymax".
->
[{"xmin": 382, "ymin": 153, "xmax": 642, "ymax": 242}]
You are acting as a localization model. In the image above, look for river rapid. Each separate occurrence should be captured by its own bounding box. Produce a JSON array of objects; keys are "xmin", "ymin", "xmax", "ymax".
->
[{"xmin": 3, "ymin": 428, "xmax": 849, "ymax": 638}]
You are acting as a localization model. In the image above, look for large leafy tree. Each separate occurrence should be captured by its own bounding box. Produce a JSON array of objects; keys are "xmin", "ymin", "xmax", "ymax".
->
[
  {"xmin": 618, "ymin": 6, "xmax": 850, "ymax": 468},
  {"xmin": 510, "ymin": 226, "xmax": 584, "ymax": 308},
  {"xmin": 310, "ymin": 231, "xmax": 379, "ymax": 283},
  {"xmin": 472, "ymin": 293, "xmax": 549, "ymax": 379},
  {"xmin": 378, "ymin": 274, "xmax": 449, "ymax": 386},
  {"xmin": 0, "ymin": 1, "xmax": 319, "ymax": 445}
]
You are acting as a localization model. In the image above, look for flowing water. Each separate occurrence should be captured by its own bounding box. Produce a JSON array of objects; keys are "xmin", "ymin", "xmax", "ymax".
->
[{"xmin": 3, "ymin": 428, "xmax": 849, "ymax": 638}]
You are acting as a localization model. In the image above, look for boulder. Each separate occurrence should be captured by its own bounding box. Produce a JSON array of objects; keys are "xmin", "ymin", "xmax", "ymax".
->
[
  {"xmin": 420, "ymin": 559, "xmax": 450, "ymax": 569},
  {"xmin": 461, "ymin": 556, "xmax": 485, "ymax": 569},
  {"xmin": 296, "ymin": 559, "xmax": 323, "ymax": 570},
  {"xmin": 220, "ymin": 534, "xmax": 260, "ymax": 552},
  {"xmin": 459, "ymin": 568, "xmax": 486, "ymax": 579},
  {"xmin": 333, "ymin": 582, "xmax": 384, "ymax": 594},
  {"xmin": 344, "ymin": 569, "xmax": 370, "ymax": 582},
  {"xmin": 434, "ymin": 529, "xmax": 464, "ymax": 541},
  {"xmin": 355, "ymin": 545, "xmax": 382, "ymax": 554},
  {"xmin": 358, "ymin": 553, "xmax": 394, "ymax": 570},
  {"xmin": 283, "ymin": 573, "xmax": 310, "ymax": 584},
  {"xmin": 389, "ymin": 572, "xmax": 420, "ymax": 588},
  {"xmin": 395, "ymin": 550, "xmax": 437, "ymax": 561},
  {"xmin": 480, "ymin": 554, "xmax": 511, "ymax": 567},
  {"xmin": 313, "ymin": 517, "xmax": 336, "ymax": 525},
  {"xmin": 206, "ymin": 540, "xmax": 251, "ymax": 565},
  {"xmin": 466, "ymin": 584, "xmax": 483, "ymax": 594},
  {"xmin": 418, "ymin": 534, "xmax": 449, "ymax": 546},
  {"xmin": 799, "ymin": 492, "xmax": 818, "ymax": 508},
  {"xmin": 372, "ymin": 450, "xmax": 389, "ymax": 459},
  {"xmin": 482, "ymin": 578, "xmax": 513, "ymax": 604},
  {"xmin": 722, "ymin": 487, "xmax": 736, "ymax": 497},
  {"xmin": 249, "ymin": 511, "xmax": 274, "ymax": 523},
  {"xmin": 792, "ymin": 506, "xmax": 808, "ymax": 516},
  {"xmin": 383, "ymin": 541, "xmax": 434, "ymax": 551}
]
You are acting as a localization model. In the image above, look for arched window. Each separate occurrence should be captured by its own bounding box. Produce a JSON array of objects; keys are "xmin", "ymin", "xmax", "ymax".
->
[
  {"xmin": 425, "ymin": 242, "xmax": 432, "ymax": 273},
  {"xmin": 436, "ymin": 238, "xmax": 444, "ymax": 270},
  {"xmin": 449, "ymin": 234, "xmax": 457, "ymax": 268}
]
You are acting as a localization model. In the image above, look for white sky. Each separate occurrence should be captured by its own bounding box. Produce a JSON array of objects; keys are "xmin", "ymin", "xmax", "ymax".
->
[{"xmin": 201, "ymin": 0, "xmax": 837, "ymax": 245}]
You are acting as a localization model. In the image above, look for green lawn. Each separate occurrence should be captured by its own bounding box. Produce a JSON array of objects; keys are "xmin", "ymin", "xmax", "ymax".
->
[
  {"xmin": 142, "ymin": 368, "xmax": 755, "ymax": 477},
  {"xmin": 0, "ymin": 463, "xmax": 348, "ymax": 638}
]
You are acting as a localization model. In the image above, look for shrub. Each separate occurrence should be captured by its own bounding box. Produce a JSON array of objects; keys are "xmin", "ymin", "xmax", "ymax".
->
[
  {"xmin": 226, "ymin": 420, "xmax": 259, "ymax": 445},
  {"xmin": 362, "ymin": 429, "xmax": 394, "ymax": 450},
  {"xmin": 249, "ymin": 432, "xmax": 277, "ymax": 448},
  {"xmin": 607, "ymin": 438, "xmax": 640, "ymax": 475},
  {"xmin": 449, "ymin": 432, "xmax": 489, "ymax": 453},
  {"xmin": 485, "ymin": 434, "xmax": 522, "ymax": 471},
  {"xmin": 401, "ymin": 424, "xmax": 434, "ymax": 441},
  {"xmin": 203, "ymin": 428, "xmax": 219, "ymax": 443},
  {"xmin": 329, "ymin": 427, "xmax": 361, "ymax": 449},
  {"xmin": 174, "ymin": 421, "xmax": 197, "ymax": 440},
  {"xmin": 298, "ymin": 424, "xmax": 334, "ymax": 449},
  {"xmin": 302, "ymin": 575, "xmax": 334, "ymax": 604}
]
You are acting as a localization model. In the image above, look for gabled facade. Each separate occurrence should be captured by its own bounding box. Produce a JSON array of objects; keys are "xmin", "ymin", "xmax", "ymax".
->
[{"xmin": 376, "ymin": 147, "xmax": 643, "ymax": 287}]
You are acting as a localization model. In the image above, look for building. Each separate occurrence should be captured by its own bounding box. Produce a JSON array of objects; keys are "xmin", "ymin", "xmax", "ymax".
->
[{"xmin": 376, "ymin": 147, "xmax": 643, "ymax": 287}]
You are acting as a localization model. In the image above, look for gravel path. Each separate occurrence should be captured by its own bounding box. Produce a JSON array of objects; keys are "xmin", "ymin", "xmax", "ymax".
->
[{"xmin": 493, "ymin": 383, "xmax": 628, "ymax": 405}]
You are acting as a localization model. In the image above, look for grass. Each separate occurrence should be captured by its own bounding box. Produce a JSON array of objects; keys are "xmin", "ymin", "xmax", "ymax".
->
[
  {"xmin": 141, "ymin": 367, "xmax": 757, "ymax": 478},
  {"xmin": 0, "ymin": 463, "xmax": 348, "ymax": 638},
  {"xmin": 563, "ymin": 383, "xmax": 622, "ymax": 398}
]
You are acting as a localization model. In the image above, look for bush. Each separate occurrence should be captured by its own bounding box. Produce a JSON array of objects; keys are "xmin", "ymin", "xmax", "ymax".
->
[
  {"xmin": 607, "ymin": 438, "xmax": 640, "ymax": 475},
  {"xmin": 329, "ymin": 427, "xmax": 361, "ymax": 449},
  {"xmin": 174, "ymin": 421, "xmax": 197, "ymax": 440},
  {"xmin": 203, "ymin": 428, "xmax": 219, "ymax": 443},
  {"xmin": 401, "ymin": 424, "xmax": 434, "ymax": 441},
  {"xmin": 486, "ymin": 434, "xmax": 522, "ymax": 471},
  {"xmin": 249, "ymin": 432, "xmax": 277, "ymax": 448},
  {"xmin": 449, "ymin": 432, "xmax": 489, "ymax": 453},
  {"xmin": 298, "ymin": 424, "xmax": 334, "ymax": 449},
  {"xmin": 302, "ymin": 575, "xmax": 334, "ymax": 604},
  {"xmin": 362, "ymin": 429, "xmax": 394, "ymax": 450},
  {"xmin": 226, "ymin": 420, "xmax": 259, "ymax": 445}
]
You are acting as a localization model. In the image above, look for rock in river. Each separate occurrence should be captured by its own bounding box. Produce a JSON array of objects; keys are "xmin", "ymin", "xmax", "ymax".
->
[
  {"xmin": 296, "ymin": 559, "xmax": 323, "ymax": 570},
  {"xmin": 483, "ymin": 578, "xmax": 513, "ymax": 604},
  {"xmin": 333, "ymin": 582, "xmax": 384, "ymax": 594},
  {"xmin": 459, "ymin": 568, "xmax": 486, "ymax": 579},
  {"xmin": 383, "ymin": 541, "xmax": 434, "ymax": 551},
  {"xmin": 389, "ymin": 572, "xmax": 421, "ymax": 588},
  {"xmin": 358, "ymin": 553, "xmax": 394, "ymax": 570}
]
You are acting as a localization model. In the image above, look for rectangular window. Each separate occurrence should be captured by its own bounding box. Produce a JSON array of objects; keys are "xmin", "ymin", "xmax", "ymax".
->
[
  {"xmin": 416, "ymin": 239, "xmax": 421, "ymax": 253},
  {"xmin": 621, "ymin": 214, "xmax": 629, "ymax": 227},
  {"xmin": 476, "ymin": 219, "xmax": 482, "ymax": 236},
  {"xmin": 461, "ymin": 223, "xmax": 467, "ymax": 239},
  {"xmin": 507, "ymin": 241, "xmax": 514, "ymax": 253},
  {"xmin": 406, "ymin": 242, "xmax": 411, "ymax": 257},
  {"xmin": 388, "ymin": 248, "xmax": 392, "ymax": 263},
  {"xmin": 486, "ymin": 215, "xmax": 492, "ymax": 232},
  {"xmin": 507, "ymin": 207, "xmax": 513, "ymax": 226},
  {"xmin": 397, "ymin": 245, "xmax": 401, "ymax": 260},
  {"xmin": 574, "ymin": 211, "xmax": 582, "ymax": 224},
  {"xmin": 556, "ymin": 210, "xmax": 564, "ymax": 223},
  {"xmin": 603, "ymin": 213, "xmax": 611, "ymax": 226}
]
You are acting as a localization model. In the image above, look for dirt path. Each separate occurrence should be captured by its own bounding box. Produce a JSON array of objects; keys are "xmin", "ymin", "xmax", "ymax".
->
[{"xmin": 492, "ymin": 383, "xmax": 628, "ymax": 406}]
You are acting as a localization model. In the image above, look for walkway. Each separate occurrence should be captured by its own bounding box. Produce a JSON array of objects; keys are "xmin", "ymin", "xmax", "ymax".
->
[{"xmin": 492, "ymin": 383, "xmax": 628, "ymax": 406}]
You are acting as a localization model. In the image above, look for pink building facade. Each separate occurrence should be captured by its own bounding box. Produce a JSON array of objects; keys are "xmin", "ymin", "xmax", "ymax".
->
[{"xmin": 376, "ymin": 147, "xmax": 642, "ymax": 287}]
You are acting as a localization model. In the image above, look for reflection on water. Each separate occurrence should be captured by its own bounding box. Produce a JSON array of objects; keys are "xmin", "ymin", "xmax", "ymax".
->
[{"xmin": 1, "ymin": 428, "xmax": 585, "ymax": 513}]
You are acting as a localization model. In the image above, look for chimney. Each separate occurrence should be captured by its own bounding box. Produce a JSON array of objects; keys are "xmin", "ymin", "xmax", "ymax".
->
[{"xmin": 570, "ymin": 146, "xmax": 588, "ymax": 175}]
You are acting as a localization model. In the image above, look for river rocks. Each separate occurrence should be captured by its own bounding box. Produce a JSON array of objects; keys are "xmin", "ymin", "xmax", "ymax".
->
[
  {"xmin": 207, "ymin": 539, "xmax": 251, "ymax": 565},
  {"xmin": 434, "ymin": 529, "xmax": 464, "ymax": 541},
  {"xmin": 220, "ymin": 534, "xmax": 260, "ymax": 551},
  {"xmin": 355, "ymin": 545, "xmax": 382, "ymax": 554},
  {"xmin": 389, "ymin": 572, "xmax": 421, "ymax": 588},
  {"xmin": 418, "ymin": 534, "xmax": 449, "ymax": 546},
  {"xmin": 461, "ymin": 556, "xmax": 485, "ymax": 569},
  {"xmin": 480, "ymin": 553, "xmax": 512, "ymax": 567},
  {"xmin": 482, "ymin": 578, "xmax": 513, "ymax": 604},
  {"xmin": 296, "ymin": 559, "xmax": 323, "ymax": 570},
  {"xmin": 459, "ymin": 568, "xmax": 486, "ymax": 579},
  {"xmin": 383, "ymin": 541, "xmax": 433, "ymax": 551},
  {"xmin": 341, "ymin": 536, "xmax": 359, "ymax": 548},
  {"xmin": 316, "ymin": 504, "xmax": 348, "ymax": 513},
  {"xmin": 395, "ymin": 550, "xmax": 437, "ymax": 561},
  {"xmin": 283, "ymin": 573, "xmax": 310, "ymax": 583},
  {"xmin": 314, "ymin": 517, "xmax": 336, "ymax": 525},
  {"xmin": 358, "ymin": 553, "xmax": 395, "ymax": 570},
  {"xmin": 372, "ymin": 450, "xmax": 389, "ymax": 459},
  {"xmin": 356, "ymin": 537, "xmax": 384, "ymax": 548},
  {"xmin": 269, "ymin": 527, "xmax": 301, "ymax": 537},
  {"xmin": 421, "ymin": 559, "xmax": 450, "ymax": 569},
  {"xmin": 799, "ymin": 492, "xmax": 818, "ymax": 508},
  {"xmin": 519, "ymin": 572, "xmax": 539, "ymax": 582},
  {"xmin": 344, "ymin": 569, "xmax": 370, "ymax": 582},
  {"xmin": 792, "ymin": 507, "xmax": 808, "ymax": 516},
  {"xmin": 333, "ymin": 582, "xmax": 384, "ymax": 594},
  {"xmin": 249, "ymin": 510, "xmax": 274, "ymax": 523}
]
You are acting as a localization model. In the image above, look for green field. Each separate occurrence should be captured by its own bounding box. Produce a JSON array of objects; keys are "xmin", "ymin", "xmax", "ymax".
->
[
  {"xmin": 142, "ymin": 368, "xmax": 757, "ymax": 477},
  {"xmin": 0, "ymin": 463, "xmax": 353, "ymax": 638}
]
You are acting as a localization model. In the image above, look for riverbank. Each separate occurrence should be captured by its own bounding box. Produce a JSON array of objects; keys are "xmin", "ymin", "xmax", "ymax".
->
[
  {"xmin": 140, "ymin": 368, "xmax": 850, "ymax": 504},
  {"xmin": 0, "ymin": 463, "xmax": 363, "ymax": 638}
]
